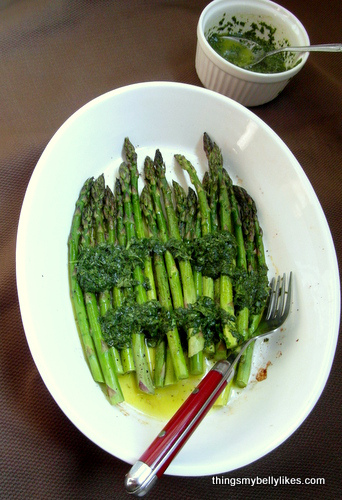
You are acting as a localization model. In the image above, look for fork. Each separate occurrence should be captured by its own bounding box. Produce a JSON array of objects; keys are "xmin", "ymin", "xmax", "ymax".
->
[{"xmin": 125, "ymin": 272, "xmax": 293, "ymax": 497}]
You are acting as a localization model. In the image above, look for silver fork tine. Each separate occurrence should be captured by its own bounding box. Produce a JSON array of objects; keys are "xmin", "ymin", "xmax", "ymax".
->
[
  {"xmin": 266, "ymin": 276, "xmax": 277, "ymax": 320},
  {"xmin": 282, "ymin": 271, "xmax": 292, "ymax": 321},
  {"xmin": 273, "ymin": 275, "xmax": 282, "ymax": 319},
  {"xmin": 275, "ymin": 273, "xmax": 286, "ymax": 320}
]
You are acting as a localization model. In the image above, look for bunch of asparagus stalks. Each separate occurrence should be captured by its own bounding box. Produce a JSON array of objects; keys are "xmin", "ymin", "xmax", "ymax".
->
[{"xmin": 68, "ymin": 133, "xmax": 269, "ymax": 405}]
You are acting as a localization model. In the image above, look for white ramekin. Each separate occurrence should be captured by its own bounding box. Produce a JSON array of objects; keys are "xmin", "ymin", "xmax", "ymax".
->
[{"xmin": 195, "ymin": 0, "xmax": 310, "ymax": 106}]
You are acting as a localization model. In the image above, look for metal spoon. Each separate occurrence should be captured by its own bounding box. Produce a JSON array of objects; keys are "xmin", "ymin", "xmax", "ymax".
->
[{"xmin": 222, "ymin": 36, "xmax": 342, "ymax": 69}]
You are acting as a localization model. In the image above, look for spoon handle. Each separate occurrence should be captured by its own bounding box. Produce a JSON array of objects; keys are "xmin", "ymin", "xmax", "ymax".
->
[{"xmin": 276, "ymin": 43, "xmax": 342, "ymax": 54}]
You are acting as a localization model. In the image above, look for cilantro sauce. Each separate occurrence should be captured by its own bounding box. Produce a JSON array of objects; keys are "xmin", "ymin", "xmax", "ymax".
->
[
  {"xmin": 120, "ymin": 357, "xmax": 238, "ymax": 419},
  {"xmin": 120, "ymin": 367, "xmax": 209, "ymax": 419},
  {"xmin": 76, "ymin": 238, "xmax": 268, "ymax": 417},
  {"xmin": 207, "ymin": 15, "xmax": 291, "ymax": 73}
]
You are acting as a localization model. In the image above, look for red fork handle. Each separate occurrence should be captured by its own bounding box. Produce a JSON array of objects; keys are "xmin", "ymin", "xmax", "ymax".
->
[{"xmin": 125, "ymin": 359, "xmax": 234, "ymax": 496}]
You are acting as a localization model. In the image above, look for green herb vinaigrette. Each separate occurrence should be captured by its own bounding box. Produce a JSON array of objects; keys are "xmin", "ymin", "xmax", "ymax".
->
[
  {"xmin": 120, "ymin": 363, "xmax": 214, "ymax": 419},
  {"xmin": 207, "ymin": 15, "xmax": 293, "ymax": 73},
  {"xmin": 75, "ymin": 234, "xmax": 268, "ymax": 418}
]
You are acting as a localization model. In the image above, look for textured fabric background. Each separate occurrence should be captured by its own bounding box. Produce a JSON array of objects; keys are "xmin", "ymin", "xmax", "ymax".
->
[{"xmin": 0, "ymin": 1, "xmax": 341, "ymax": 498}]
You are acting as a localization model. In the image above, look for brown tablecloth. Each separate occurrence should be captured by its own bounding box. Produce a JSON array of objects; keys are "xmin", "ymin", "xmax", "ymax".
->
[{"xmin": 1, "ymin": 1, "xmax": 341, "ymax": 498}]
